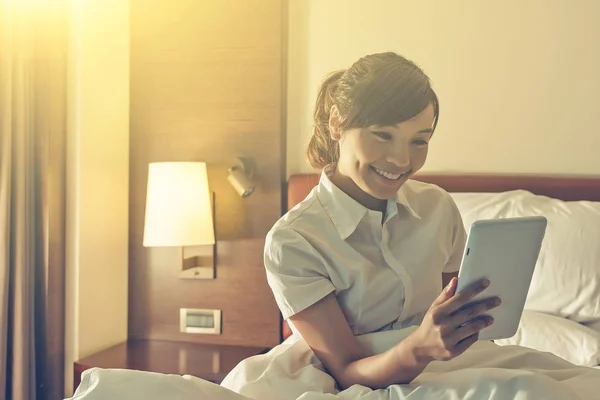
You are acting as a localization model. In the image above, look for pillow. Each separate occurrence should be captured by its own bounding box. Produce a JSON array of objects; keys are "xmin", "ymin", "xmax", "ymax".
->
[
  {"xmin": 450, "ymin": 190, "xmax": 600, "ymax": 323},
  {"xmin": 494, "ymin": 310, "xmax": 600, "ymax": 367},
  {"xmin": 69, "ymin": 368, "xmax": 247, "ymax": 400}
]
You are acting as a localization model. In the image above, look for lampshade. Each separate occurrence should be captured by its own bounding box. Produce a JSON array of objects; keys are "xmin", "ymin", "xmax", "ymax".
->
[{"xmin": 143, "ymin": 162, "xmax": 215, "ymax": 247}]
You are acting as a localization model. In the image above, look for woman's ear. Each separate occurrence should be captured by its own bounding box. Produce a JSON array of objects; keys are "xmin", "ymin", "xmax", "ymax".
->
[{"xmin": 328, "ymin": 106, "xmax": 342, "ymax": 141}]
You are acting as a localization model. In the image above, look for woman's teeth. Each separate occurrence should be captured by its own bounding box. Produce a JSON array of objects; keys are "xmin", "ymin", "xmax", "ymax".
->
[{"xmin": 373, "ymin": 166, "xmax": 404, "ymax": 180}]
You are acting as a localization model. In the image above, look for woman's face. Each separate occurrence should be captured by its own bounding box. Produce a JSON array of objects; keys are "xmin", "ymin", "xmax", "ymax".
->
[{"xmin": 329, "ymin": 104, "xmax": 435, "ymax": 209}]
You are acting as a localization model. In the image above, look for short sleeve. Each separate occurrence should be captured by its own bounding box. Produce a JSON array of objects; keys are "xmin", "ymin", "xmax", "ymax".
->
[
  {"xmin": 264, "ymin": 227, "xmax": 336, "ymax": 319},
  {"xmin": 443, "ymin": 193, "xmax": 467, "ymax": 273}
]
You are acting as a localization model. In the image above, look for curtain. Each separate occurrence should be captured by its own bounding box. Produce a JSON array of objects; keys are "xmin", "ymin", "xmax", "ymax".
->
[{"xmin": 0, "ymin": 1, "xmax": 68, "ymax": 399}]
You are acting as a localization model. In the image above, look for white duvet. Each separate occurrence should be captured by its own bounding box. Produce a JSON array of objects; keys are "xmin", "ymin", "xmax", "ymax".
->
[{"xmin": 69, "ymin": 328, "xmax": 600, "ymax": 400}]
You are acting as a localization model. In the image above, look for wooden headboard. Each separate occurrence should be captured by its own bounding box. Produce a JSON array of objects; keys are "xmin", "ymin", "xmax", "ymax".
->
[
  {"xmin": 280, "ymin": 172, "xmax": 600, "ymax": 341},
  {"xmin": 287, "ymin": 173, "xmax": 600, "ymax": 206}
]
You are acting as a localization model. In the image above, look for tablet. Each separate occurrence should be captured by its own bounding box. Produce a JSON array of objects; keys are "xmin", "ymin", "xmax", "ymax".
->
[{"xmin": 455, "ymin": 216, "xmax": 548, "ymax": 340}]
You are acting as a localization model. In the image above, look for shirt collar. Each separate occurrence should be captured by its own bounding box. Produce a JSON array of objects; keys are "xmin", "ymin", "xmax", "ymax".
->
[
  {"xmin": 396, "ymin": 187, "xmax": 422, "ymax": 221},
  {"xmin": 316, "ymin": 165, "xmax": 421, "ymax": 240}
]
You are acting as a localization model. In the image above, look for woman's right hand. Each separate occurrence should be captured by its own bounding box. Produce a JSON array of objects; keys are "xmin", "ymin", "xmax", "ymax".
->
[{"xmin": 411, "ymin": 277, "xmax": 501, "ymax": 363}]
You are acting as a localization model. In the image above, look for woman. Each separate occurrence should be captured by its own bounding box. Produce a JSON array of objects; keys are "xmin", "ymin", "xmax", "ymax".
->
[
  {"xmin": 264, "ymin": 51, "xmax": 499, "ymax": 389},
  {"xmin": 221, "ymin": 52, "xmax": 599, "ymax": 400}
]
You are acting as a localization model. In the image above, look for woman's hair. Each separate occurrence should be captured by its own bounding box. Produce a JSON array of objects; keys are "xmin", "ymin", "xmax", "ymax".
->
[{"xmin": 307, "ymin": 52, "xmax": 439, "ymax": 169}]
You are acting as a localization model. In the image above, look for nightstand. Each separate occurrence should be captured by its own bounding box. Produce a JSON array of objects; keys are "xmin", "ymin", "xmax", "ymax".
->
[{"xmin": 73, "ymin": 339, "xmax": 268, "ymax": 393}]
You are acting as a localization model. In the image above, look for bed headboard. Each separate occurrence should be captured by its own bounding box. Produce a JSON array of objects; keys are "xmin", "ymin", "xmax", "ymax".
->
[
  {"xmin": 288, "ymin": 173, "xmax": 600, "ymax": 206},
  {"xmin": 280, "ymin": 172, "xmax": 600, "ymax": 341}
]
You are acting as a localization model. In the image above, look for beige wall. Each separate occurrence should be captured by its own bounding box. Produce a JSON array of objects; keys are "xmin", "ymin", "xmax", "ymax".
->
[
  {"xmin": 65, "ymin": 0, "xmax": 129, "ymax": 394},
  {"xmin": 287, "ymin": 0, "xmax": 600, "ymax": 176}
]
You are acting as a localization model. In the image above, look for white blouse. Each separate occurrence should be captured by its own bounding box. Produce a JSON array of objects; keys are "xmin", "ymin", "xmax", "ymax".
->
[{"xmin": 264, "ymin": 165, "xmax": 467, "ymax": 336}]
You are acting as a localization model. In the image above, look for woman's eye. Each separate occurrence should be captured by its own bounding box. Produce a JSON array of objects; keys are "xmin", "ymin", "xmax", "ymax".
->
[
  {"xmin": 372, "ymin": 131, "xmax": 392, "ymax": 140},
  {"xmin": 413, "ymin": 140, "xmax": 429, "ymax": 146}
]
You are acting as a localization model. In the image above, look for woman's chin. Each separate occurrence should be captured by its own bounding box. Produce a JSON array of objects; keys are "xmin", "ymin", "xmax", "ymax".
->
[{"xmin": 359, "ymin": 182, "xmax": 401, "ymax": 203}]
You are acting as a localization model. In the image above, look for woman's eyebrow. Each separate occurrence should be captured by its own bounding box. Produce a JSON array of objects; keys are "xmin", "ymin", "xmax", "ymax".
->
[{"xmin": 371, "ymin": 126, "xmax": 433, "ymax": 134}]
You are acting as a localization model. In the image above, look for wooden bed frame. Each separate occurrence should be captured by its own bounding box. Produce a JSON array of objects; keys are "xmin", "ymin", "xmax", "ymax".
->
[{"xmin": 281, "ymin": 172, "xmax": 600, "ymax": 340}]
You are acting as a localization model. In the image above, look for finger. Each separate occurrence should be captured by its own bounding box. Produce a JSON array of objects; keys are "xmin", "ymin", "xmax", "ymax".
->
[
  {"xmin": 448, "ymin": 297, "xmax": 501, "ymax": 327},
  {"xmin": 453, "ymin": 316, "xmax": 493, "ymax": 343},
  {"xmin": 431, "ymin": 277, "xmax": 457, "ymax": 308},
  {"xmin": 443, "ymin": 278, "xmax": 491, "ymax": 314},
  {"xmin": 453, "ymin": 332, "xmax": 479, "ymax": 356}
]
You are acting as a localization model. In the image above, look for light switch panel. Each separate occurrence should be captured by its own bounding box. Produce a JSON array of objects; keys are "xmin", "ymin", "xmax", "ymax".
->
[{"xmin": 179, "ymin": 308, "xmax": 222, "ymax": 335}]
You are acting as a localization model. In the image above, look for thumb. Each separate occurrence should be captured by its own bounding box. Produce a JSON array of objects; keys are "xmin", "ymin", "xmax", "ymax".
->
[{"xmin": 432, "ymin": 277, "xmax": 457, "ymax": 307}]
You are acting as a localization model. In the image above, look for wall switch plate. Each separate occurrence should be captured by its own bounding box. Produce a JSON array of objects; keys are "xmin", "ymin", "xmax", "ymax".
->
[{"xmin": 179, "ymin": 308, "xmax": 222, "ymax": 335}]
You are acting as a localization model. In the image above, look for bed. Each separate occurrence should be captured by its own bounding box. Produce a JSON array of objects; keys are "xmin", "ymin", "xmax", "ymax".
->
[
  {"xmin": 70, "ymin": 173, "xmax": 600, "ymax": 400},
  {"xmin": 284, "ymin": 173, "xmax": 600, "ymax": 364}
]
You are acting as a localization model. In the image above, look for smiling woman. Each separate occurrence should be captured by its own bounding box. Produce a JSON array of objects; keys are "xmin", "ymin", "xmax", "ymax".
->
[
  {"xmin": 329, "ymin": 104, "xmax": 435, "ymax": 209},
  {"xmin": 216, "ymin": 52, "xmax": 600, "ymax": 398},
  {"xmin": 219, "ymin": 52, "xmax": 483, "ymax": 391},
  {"xmin": 307, "ymin": 53, "xmax": 439, "ymax": 212}
]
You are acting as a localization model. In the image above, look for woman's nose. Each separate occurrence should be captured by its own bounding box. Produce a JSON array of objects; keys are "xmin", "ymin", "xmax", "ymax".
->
[{"xmin": 386, "ymin": 144, "xmax": 410, "ymax": 168}]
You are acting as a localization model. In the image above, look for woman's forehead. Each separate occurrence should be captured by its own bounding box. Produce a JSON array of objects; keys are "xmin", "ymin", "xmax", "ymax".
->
[{"xmin": 370, "ymin": 104, "xmax": 435, "ymax": 131}]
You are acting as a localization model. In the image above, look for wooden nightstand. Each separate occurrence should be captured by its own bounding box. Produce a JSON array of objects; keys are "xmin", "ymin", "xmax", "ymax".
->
[{"xmin": 73, "ymin": 339, "xmax": 268, "ymax": 393}]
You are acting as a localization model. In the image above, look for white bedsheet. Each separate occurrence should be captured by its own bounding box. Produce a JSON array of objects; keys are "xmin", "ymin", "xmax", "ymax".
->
[{"xmin": 69, "ymin": 329, "xmax": 600, "ymax": 400}]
